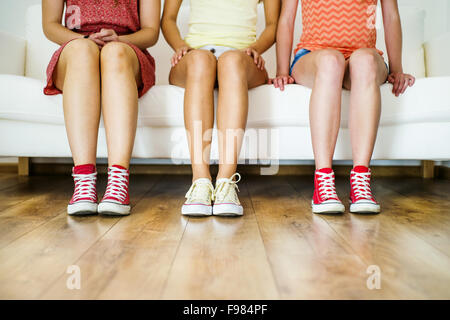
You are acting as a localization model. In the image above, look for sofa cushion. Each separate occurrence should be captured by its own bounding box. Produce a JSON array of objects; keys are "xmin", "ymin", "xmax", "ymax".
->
[{"xmin": 1, "ymin": 75, "xmax": 449, "ymax": 129}]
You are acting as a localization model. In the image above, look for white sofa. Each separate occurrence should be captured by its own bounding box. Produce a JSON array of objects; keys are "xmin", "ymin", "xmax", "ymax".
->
[{"xmin": 0, "ymin": 4, "xmax": 449, "ymax": 168}]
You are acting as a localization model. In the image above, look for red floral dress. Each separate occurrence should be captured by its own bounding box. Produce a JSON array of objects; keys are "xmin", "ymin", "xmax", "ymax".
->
[{"xmin": 44, "ymin": 0, "xmax": 156, "ymax": 98}]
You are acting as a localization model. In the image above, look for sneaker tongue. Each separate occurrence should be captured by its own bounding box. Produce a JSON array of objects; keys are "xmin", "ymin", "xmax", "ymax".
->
[
  {"xmin": 216, "ymin": 178, "xmax": 231, "ymax": 186},
  {"xmin": 112, "ymin": 164, "xmax": 128, "ymax": 171},
  {"xmin": 353, "ymin": 166, "xmax": 369, "ymax": 173},
  {"xmin": 73, "ymin": 164, "xmax": 96, "ymax": 175},
  {"xmin": 317, "ymin": 168, "xmax": 333, "ymax": 174},
  {"xmin": 193, "ymin": 178, "xmax": 212, "ymax": 185}
]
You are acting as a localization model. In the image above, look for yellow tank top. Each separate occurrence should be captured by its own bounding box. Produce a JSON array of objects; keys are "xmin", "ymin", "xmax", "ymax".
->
[{"xmin": 185, "ymin": 0, "xmax": 259, "ymax": 50}]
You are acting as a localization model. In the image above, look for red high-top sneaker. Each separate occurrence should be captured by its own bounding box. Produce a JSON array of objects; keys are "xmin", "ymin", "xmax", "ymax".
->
[
  {"xmin": 349, "ymin": 166, "xmax": 380, "ymax": 214},
  {"xmin": 98, "ymin": 165, "xmax": 131, "ymax": 216},
  {"xmin": 312, "ymin": 168, "xmax": 345, "ymax": 214},
  {"xmin": 68, "ymin": 164, "xmax": 98, "ymax": 215}
]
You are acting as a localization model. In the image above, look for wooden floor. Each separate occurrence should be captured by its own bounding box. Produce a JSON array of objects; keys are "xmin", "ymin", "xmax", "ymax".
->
[{"xmin": 0, "ymin": 172, "xmax": 449, "ymax": 299}]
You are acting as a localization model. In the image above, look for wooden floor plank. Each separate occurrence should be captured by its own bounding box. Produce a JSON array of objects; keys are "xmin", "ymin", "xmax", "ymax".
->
[
  {"xmin": 0, "ymin": 173, "xmax": 23, "ymax": 191},
  {"xmin": 40, "ymin": 175, "xmax": 189, "ymax": 300},
  {"xmin": 246, "ymin": 175, "xmax": 396, "ymax": 299},
  {"xmin": 161, "ymin": 181, "xmax": 279, "ymax": 300},
  {"xmin": 0, "ymin": 175, "xmax": 74, "ymax": 248},
  {"xmin": 0, "ymin": 176, "xmax": 69, "ymax": 213},
  {"xmin": 0, "ymin": 173, "xmax": 449, "ymax": 300},
  {"xmin": 0, "ymin": 174, "xmax": 156, "ymax": 299},
  {"xmin": 373, "ymin": 179, "xmax": 450, "ymax": 258},
  {"xmin": 287, "ymin": 176, "xmax": 450, "ymax": 299}
]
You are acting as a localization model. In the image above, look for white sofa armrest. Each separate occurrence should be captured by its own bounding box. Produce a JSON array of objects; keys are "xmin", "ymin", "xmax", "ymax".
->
[
  {"xmin": 424, "ymin": 32, "xmax": 450, "ymax": 77},
  {"xmin": 0, "ymin": 31, "xmax": 26, "ymax": 76}
]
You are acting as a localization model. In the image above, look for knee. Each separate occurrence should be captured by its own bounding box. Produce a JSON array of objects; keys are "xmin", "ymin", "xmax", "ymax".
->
[
  {"xmin": 185, "ymin": 50, "xmax": 217, "ymax": 77},
  {"xmin": 315, "ymin": 49, "xmax": 346, "ymax": 77},
  {"xmin": 217, "ymin": 51, "xmax": 248, "ymax": 83},
  {"xmin": 349, "ymin": 49, "xmax": 379, "ymax": 82},
  {"xmin": 217, "ymin": 50, "xmax": 248, "ymax": 74},
  {"xmin": 64, "ymin": 38, "xmax": 99, "ymax": 64},
  {"xmin": 100, "ymin": 42, "xmax": 134, "ymax": 72}
]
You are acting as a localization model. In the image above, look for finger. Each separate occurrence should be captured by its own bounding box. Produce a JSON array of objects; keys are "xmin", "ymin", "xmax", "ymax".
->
[
  {"xmin": 274, "ymin": 78, "xmax": 279, "ymax": 89},
  {"xmin": 274, "ymin": 79, "xmax": 279, "ymax": 88},
  {"xmin": 277, "ymin": 79, "xmax": 283, "ymax": 91},
  {"xmin": 98, "ymin": 29, "xmax": 110, "ymax": 37},
  {"xmin": 393, "ymin": 78, "xmax": 400, "ymax": 95},
  {"xmin": 409, "ymin": 76, "xmax": 415, "ymax": 86},
  {"xmin": 102, "ymin": 36, "xmax": 115, "ymax": 42},
  {"xmin": 268, "ymin": 78, "xmax": 273, "ymax": 84},
  {"xmin": 90, "ymin": 33, "xmax": 102, "ymax": 40},
  {"xmin": 280, "ymin": 79, "xmax": 285, "ymax": 91},
  {"xmin": 289, "ymin": 77, "xmax": 295, "ymax": 84},
  {"xmin": 398, "ymin": 78, "xmax": 407, "ymax": 95},
  {"xmin": 395, "ymin": 78, "xmax": 404, "ymax": 96},
  {"xmin": 400, "ymin": 79, "xmax": 409, "ymax": 94},
  {"xmin": 387, "ymin": 74, "xmax": 395, "ymax": 84},
  {"xmin": 93, "ymin": 39, "xmax": 105, "ymax": 46},
  {"xmin": 394, "ymin": 79, "xmax": 401, "ymax": 96}
]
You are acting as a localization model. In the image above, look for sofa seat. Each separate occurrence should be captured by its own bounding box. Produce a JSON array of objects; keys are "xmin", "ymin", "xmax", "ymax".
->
[
  {"xmin": 1, "ymin": 74, "xmax": 450, "ymax": 129},
  {"xmin": 1, "ymin": 74, "xmax": 449, "ymax": 161}
]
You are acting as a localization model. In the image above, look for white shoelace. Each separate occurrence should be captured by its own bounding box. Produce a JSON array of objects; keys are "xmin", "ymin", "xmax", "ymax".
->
[
  {"xmin": 214, "ymin": 173, "xmax": 241, "ymax": 203},
  {"xmin": 185, "ymin": 179, "xmax": 214, "ymax": 202},
  {"xmin": 316, "ymin": 171, "xmax": 338, "ymax": 200},
  {"xmin": 351, "ymin": 171, "xmax": 373, "ymax": 200},
  {"xmin": 72, "ymin": 172, "xmax": 97, "ymax": 202},
  {"xmin": 104, "ymin": 167, "xmax": 129, "ymax": 202}
]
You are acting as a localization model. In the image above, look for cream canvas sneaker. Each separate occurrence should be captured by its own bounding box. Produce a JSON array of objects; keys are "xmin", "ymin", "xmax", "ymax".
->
[
  {"xmin": 181, "ymin": 178, "xmax": 214, "ymax": 216},
  {"xmin": 213, "ymin": 173, "xmax": 243, "ymax": 216}
]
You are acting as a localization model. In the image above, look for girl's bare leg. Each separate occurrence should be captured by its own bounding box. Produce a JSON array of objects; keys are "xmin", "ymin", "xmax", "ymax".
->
[
  {"xmin": 54, "ymin": 38, "xmax": 101, "ymax": 166},
  {"xmin": 343, "ymin": 48, "xmax": 388, "ymax": 167},
  {"xmin": 169, "ymin": 50, "xmax": 217, "ymax": 181},
  {"xmin": 216, "ymin": 51, "xmax": 268, "ymax": 179},
  {"xmin": 291, "ymin": 49, "xmax": 346, "ymax": 169},
  {"xmin": 100, "ymin": 42, "xmax": 142, "ymax": 169}
]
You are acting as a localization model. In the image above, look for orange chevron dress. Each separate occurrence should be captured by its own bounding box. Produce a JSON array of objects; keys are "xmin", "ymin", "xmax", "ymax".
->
[{"xmin": 296, "ymin": 0, "xmax": 383, "ymax": 59}]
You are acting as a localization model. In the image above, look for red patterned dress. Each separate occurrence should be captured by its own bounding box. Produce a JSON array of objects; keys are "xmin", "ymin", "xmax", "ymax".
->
[{"xmin": 44, "ymin": 0, "xmax": 156, "ymax": 98}]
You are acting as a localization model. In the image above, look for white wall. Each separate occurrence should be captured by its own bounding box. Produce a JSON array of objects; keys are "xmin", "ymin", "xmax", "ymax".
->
[
  {"xmin": 399, "ymin": 0, "xmax": 450, "ymax": 40},
  {"xmin": 0, "ymin": 0, "xmax": 41, "ymax": 37},
  {"xmin": 1, "ymin": 0, "xmax": 450, "ymax": 40}
]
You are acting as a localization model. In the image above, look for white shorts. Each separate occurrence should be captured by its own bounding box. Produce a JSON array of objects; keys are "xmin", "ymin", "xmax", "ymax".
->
[{"xmin": 198, "ymin": 45, "xmax": 236, "ymax": 59}]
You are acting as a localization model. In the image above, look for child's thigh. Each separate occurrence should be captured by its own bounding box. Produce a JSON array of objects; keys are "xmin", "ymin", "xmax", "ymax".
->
[
  {"xmin": 54, "ymin": 39, "xmax": 100, "ymax": 91},
  {"xmin": 290, "ymin": 49, "xmax": 344, "ymax": 88}
]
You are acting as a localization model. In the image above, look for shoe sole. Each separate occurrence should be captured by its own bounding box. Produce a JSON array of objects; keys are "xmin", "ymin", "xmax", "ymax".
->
[
  {"xmin": 350, "ymin": 202, "xmax": 380, "ymax": 214},
  {"xmin": 67, "ymin": 202, "xmax": 98, "ymax": 216},
  {"xmin": 181, "ymin": 204, "xmax": 212, "ymax": 216},
  {"xmin": 213, "ymin": 203, "xmax": 243, "ymax": 217},
  {"xmin": 312, "ymin": 200, "xmax": 345, "ymax": 214},
  {"xmin": 98, "ymin": 202, "xmax": 131, "ymax": 216}
]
